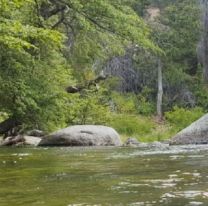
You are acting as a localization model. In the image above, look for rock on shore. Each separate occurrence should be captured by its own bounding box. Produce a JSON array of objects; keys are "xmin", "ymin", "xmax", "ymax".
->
[
  {"xmin": 38, "ymin": 125, "xmax": 122, "ymax": 147},
  {"xmin": 0, "ymin": 135, "xmax": 42, "ymax": 146},
  {"xmin": 170, "ymin": 114, "xmax": 208, "ymax": 145}
]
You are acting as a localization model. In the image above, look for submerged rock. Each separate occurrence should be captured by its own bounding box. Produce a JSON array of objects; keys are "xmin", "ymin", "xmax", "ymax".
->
[
  {"xmin": 123, "ymin": 138, "xmax": 169, "ymax": 149},
  {"xmin": 170, "ymin": 114, "xmax": 208, "ymax": 145},
  {"xmin": 38, "ymin": 125, "xmax": 122, "ymax": 147},
  {"xmin": 123, "ymin": 138, "xmax": 142, "ymax": 147},
  {"xmin": 148, "ymin": 141, "xmax": 169, "ymax": 149}
]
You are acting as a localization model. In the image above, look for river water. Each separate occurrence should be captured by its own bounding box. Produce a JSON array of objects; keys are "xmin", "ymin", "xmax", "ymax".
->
[{"xmin": 0, "ymin": 145, "xmax": 208, "ymax": 206}]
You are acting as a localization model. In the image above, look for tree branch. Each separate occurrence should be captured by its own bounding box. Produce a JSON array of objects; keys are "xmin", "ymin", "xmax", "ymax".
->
[{"xmin": 66, "ymin": 74, "xmax": 109, "ymax": 93}]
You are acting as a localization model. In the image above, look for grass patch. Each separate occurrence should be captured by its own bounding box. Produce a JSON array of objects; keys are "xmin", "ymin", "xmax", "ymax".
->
[
  {"xmin": 165, "ymin": 106, "xmax": 204, "ymax": 130},
  {"xmin": 108, "ymin": 114, "xmax": 179, "ymax": 143},
  {"xmin": 109, "ymin": 114, "xmax": 155, "ymax": 136}
]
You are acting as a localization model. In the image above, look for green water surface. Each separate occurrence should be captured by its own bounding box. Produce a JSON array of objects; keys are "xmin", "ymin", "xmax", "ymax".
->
[{"xmin": 0, "ymin": 146, "xmax": 208, "ymax": 206}]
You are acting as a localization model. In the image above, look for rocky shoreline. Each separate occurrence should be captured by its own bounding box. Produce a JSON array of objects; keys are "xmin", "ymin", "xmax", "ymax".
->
[
  {"xmin": 1, "ymin": 114, "xmax": 208, "ymax": 148},
  {"xmin": 0, "ymin": 125, "xmax": 122, "ymax": 147}
]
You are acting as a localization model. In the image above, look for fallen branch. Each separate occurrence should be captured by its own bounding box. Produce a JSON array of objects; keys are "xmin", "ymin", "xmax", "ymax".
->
[{"xmin": 66, "ymin": 74, "xmax": 109, "ymax": 94}]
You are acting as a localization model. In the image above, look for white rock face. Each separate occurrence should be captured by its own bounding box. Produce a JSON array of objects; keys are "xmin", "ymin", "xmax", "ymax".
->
[
  {"xmin": 170, "ymin": 114, "xmax": 208, "ymax": 145},
  {"xmin": 24, "ymin": 136, "xmax": 42, "ymax": 146},
  {"xmin": 38, "ymin": 125, "xmax": 122, "ymax": 147}
]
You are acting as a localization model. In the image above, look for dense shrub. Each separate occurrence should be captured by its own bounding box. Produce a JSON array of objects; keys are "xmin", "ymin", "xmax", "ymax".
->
[
  {"xmin": 194, "ymin": 86, "xmax": 208, "ymax": 111},
  {"xmin": 136, "ymin": 87, "xmax": 155, "ymax": 115},
  {"xmin": 67, "ymin": 91, "xmax": 111, "ymax": 125},
  {"xmin": 136, "ymin": 96, "xmax": 155, "ymax": 115},
  {"xmin": 111, "ymin": 92, "xmax": 137, "ymax": 114}
]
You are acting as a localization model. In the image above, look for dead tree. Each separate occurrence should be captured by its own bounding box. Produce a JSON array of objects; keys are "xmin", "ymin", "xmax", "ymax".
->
[
  {"xmin": 157, "ymin": 58, "xmax": 163, "ymax": 121},
  {"xmin": 198, "ymin": 0, "xmax": 208, "ymax": 83}
]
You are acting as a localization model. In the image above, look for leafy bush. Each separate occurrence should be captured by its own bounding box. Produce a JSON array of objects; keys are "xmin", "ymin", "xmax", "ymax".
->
[
  {"xmin": 66, "ymin": 90, "xmax": 111, "ymax": 125},
  {"xmin": 194, "ymin": 86, "xmax": 208, "ymax": 111},
  {"xmin": 135, "ymin": 87, "xmax": 155, "ymax": 115},
  {"xmin": 136, "ymin": 96, "xmax": 155, "ymax": 115},
  {"xmin": 165, "ymin": 106, "xmax": 204, "ymax": 130},
  {"xmin": 111, "ymin": 92, "xmax": 137, "ymax": 114}
]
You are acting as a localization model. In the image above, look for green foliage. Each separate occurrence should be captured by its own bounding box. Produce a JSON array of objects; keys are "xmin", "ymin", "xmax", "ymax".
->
[
  {"xmin": 159, "ymin": 0, "xmax": 200, "ymax": 62},
  {"xmin": 0, "ymin": 0, "xmax": 63, "ymax": 54},
  {"xmin": 165, "ymin": 106, "xmax": 204, "ymax": 130},
  {"xmin": 111, "ymin": 92, "xmax": 137, "ymax": 114},
  {"xmin": 66, "ymin": 91, "xmax": 111, "ymax": 125},
  {"xmin": 136, "ymin": 87, "xmax": 155, "ymax": 115},
  {"xmin": 0, "ymin": 0, "xmax": 206, "ymax": 142},
  {"xmin": 0, "ymin": 112, "xmax": 8, "ymax": 123},
  {"xmin": 110, "ymin": 91, "xmax": 154, "ymax": 115},
  {"xmin": 110, "ymin": 113, "xmax": 183, "ymax": 143},
  {"xmin": 194, "ymin": 87, "xmax": 208, "ymax": 111},
  {"xmin": 109, "ymin": 114, "xmax": 154, "ymax": 136},
  {"xmin": 192, "ymin": 74, "xmax": 208, "ymax": 111},
  {"xmin": 131, "ymin": 0, "xmax": 202, "ymax": 110},
  {"xmin": 137, "ymin": 96, "xmax": 155, "ymax": 115},
  {"xmin": 0, "ymin": 0, "xmax": 161, "ymax": 133},
  {"xmin": 42, "ymin": 0, "xmax": 160, "ymax": 71},
  {"xmin": 0, "ymin": 0, "xmax": 72, "ymax": 132},
  {"xmin": 138, "ymin": 123, "xmax": 176, "ymax": 142}
]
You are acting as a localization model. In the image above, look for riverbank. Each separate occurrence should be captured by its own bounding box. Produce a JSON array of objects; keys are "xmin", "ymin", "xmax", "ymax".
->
[
  {"xmin": 108, "ymin": 107, "xmax": 205, "ymax": 143},
  {"xmin": 0, "ymin": 106, "xmax": 205, "ymax": 146},
  {"xmin": 108, "ymin": 114, "xmax": 178, "ymax": 143}
]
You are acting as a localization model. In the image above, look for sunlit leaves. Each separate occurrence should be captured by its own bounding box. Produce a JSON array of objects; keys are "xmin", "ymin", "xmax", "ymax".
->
[{"xmin": 0, "ymin": 0, "xmax": 72, "ymax": 132}]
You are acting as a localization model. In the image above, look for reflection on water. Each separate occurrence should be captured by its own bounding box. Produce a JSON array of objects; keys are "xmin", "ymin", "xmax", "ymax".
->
[{"xmin": 0, "ymin": 145, "xmax": 208, "ymax": 205}]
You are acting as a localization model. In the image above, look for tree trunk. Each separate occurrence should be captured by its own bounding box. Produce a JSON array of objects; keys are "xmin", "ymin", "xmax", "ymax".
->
[
  {"xmin": 200, "ymin": 0, "xmax": 208, "ymax": 83},
  {"xmin": 157, "ymin": 58, "xmax": 163, "ymax": 121}
]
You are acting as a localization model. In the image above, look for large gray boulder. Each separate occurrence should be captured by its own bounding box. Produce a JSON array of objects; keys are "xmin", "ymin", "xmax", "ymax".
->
[
  {"xmin": 170, "ymin": 114, "xmax": 208, "ymax": 145},
  {"xmin": 38, "ymin": 125, "xmax": 122, "ymax": 147}
]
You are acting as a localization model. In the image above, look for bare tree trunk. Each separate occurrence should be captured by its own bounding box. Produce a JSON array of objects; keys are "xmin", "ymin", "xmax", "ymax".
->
[
  {"xmin": 199, "ymin": 0, "xmax": 208, "ymax": 83},
  {"xmin": 157, "ymin": 58, "xmax": 163, "ymax": 121}
]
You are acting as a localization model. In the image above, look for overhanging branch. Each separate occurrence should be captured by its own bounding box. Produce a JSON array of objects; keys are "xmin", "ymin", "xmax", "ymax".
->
[{"xmin": 66, "ymin": 74, "xmax": 109, "ymax": 93}]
